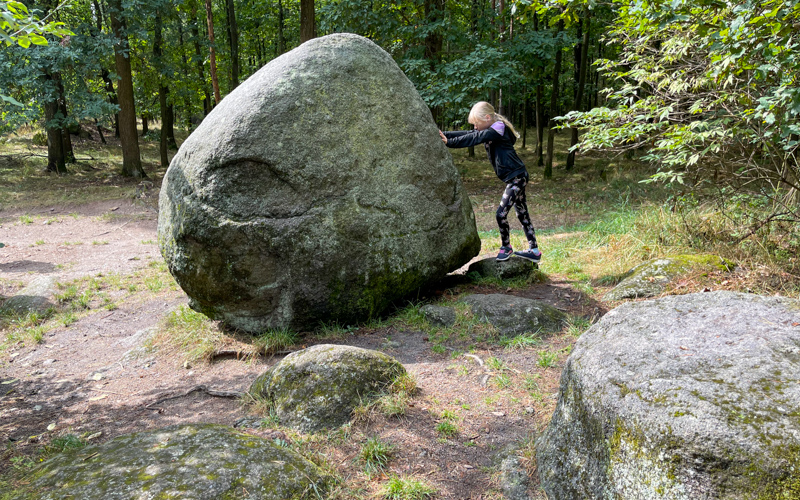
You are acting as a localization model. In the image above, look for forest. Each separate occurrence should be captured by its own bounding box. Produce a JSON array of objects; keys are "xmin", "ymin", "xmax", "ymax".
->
[{"xmin": 1, "ymin": 0, "xmax": 800, "ymax": 498}]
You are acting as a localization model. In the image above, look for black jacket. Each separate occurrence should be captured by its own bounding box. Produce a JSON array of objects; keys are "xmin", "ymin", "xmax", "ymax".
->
[{"xmin": 444, "ymin": 123, "xmax": 527, "ymax": 183}]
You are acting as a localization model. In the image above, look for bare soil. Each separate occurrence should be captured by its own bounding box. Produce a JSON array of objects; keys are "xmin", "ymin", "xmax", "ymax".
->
[{"xmin": 0, "ymin": 197, "xmax": 609, "ymax": 499}]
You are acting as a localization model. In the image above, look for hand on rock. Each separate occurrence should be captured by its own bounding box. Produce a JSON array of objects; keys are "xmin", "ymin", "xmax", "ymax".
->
[{"xmin": 439, "ymin": 130, "xmax": 447, "ymax": 144}]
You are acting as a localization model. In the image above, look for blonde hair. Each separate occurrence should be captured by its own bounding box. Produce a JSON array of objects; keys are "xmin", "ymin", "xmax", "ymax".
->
[{"xmin": 468, "ymin": 101, "xmax": 520, "ymax": 138}]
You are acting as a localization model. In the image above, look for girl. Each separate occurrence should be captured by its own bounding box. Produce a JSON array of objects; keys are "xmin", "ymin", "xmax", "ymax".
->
[{"xmin": 439, "ymin": 101, "xmax": 542, "ymax": 263}]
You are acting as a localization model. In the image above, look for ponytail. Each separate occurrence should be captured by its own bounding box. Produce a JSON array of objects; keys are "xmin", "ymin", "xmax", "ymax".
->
[{"xmin": 468, "ymin": 101, "xmax": 520, "ymax": 138}]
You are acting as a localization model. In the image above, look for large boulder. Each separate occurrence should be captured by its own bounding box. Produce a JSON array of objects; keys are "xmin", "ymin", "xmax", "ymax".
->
[
  {"xmin": 537, "ymin": 291, "xmax": 800, "ymax": 499},
  {"xmin": 11, "ymin": 424, "xmax": 331, "ymax": 499},
  {"xmin": 467, "ymin": 256, "xmax": 538, "ymax": 280},
  {"xmin": 249, "ymin": 344, "xmax": 406, "ymax": 432},
  {"xmin": 604, "ymin": 254, "xmax": 734, "ymax": 301},
  {"xmin": 461, "ymin": 294, "xmax": 566, "ymax": 336},
  {"xmin": 158, "ymin": 33, "xmax": 480, "ymax": 332}
]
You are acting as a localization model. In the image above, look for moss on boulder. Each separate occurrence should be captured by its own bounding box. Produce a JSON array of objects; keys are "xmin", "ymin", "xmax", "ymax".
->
[
  {"xmin": 249, "ymin": 344, "xmax": 406, "ymax": 433},
  {"xmin": 10, "ymin": 424, "xmax": 331, "ymax": 499},
  {"xmin": 536, "ymin": 291, "xmax": 800, "ymax": 499},
  {"xmin": 604, "ymin": 254, "xmax": 734, "ymax": 301}
]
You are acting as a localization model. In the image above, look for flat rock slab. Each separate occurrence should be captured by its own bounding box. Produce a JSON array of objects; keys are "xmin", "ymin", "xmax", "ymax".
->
[
  {"xmin": 12, "ymin": 424, "xmax": 331, "ymax": 499},
  {"xmin": 467, "ymin": 257, "xmax": 538, "ymax": 280},
  {"xmin": 537, "ymin": 291, "xmax": 800, "ymax": 500},
  {"xmin": 158, "ymin": 33, "xmax": 479, "ymax": 332},
  {"xmin": 250, "ymin": 344, "xmax": 405, "ymax": 433},
  {"xmin": 420, "ymin": 304, "xmax": 457, "ymax": 327},
  {"xmin": 605, "ymin": 254, "xmax": 734, "ymax": 301},
  {"xmin": 461, "ymin": 294, "xmax": 566, "ymax": 336},
  {"xmin": 1, "ymin": 275, "xmax": 58, "ymax": 315}
]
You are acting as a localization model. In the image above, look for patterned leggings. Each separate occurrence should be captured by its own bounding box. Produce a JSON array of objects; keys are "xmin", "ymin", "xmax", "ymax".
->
[{"xmin": 496, "ymin": 174, "xmax": 538, "ymax": 248}]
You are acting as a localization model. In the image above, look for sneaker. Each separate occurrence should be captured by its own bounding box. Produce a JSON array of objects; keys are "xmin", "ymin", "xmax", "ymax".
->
[
  {"xmin": 514, "ymin": 248, "xmax": 542, "ymax": 263},
  {"xmin": 496, "ymin": 246, "xmax": 513, "ymax": 262}
]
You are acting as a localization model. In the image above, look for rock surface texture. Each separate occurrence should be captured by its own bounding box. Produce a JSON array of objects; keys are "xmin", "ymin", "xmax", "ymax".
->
[
  {"xmin": 250, "ymin": 344, "xmax": 405, "ymax": 432},
  {"xmin": 1, "ymin": 276, "xmax": 57, "ymax": 314},
  {"xmin": 467, "ymin": 257, "xmax": 537, "ymax": 280},
  {"xmin": 537, "ymin": 291, "xmax": 800, "ymax": 500},
  {"xmin": 605, "ymin": 254, "xmax": 733, "ymax": 301},
  {"xmin": 420, "ymin": 304, "xmax": 457, "ymax": 327},
  {"xmin": 14, "ymin": 424, "xmax": 331, "ymax": 499},
  {"xmin": 461, "ymin": 294, "xmax": 566, "ymax": 336},
  {"xmin": 158, "ymin": 33, "xmax": 480, "ymax": 332}
]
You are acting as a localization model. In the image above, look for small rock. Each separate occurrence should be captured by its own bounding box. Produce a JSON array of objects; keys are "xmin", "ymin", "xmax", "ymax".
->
[
  {"xmin": 420, "ymin": 304, "xmax": 457, "ymax": 327},
  {"xmin": 43, "ymin": 359, "xmax": 56, "ymax": 365},
  {"xmin": 33, "ymin": 405, "xmax": 42, "ymax": 411}
]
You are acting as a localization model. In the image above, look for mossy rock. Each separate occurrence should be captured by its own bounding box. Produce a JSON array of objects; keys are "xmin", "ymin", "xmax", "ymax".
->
[
  {"xmin": 536, "ymin": 291, "xmax": 800, "ymax": 499},
  {"xmin": 420, "ymin": 304, "xmax": 456, "ymax": 327},
  {"xmin": 461, "ymin": 293, "xmax": 566, "ymax": 336},
  {"xmin": 467, "ymin": 256, "xmax": 538, "ymax": 280},
  {"xmin": 249, "ymin": 344, "xmax": 406, "ymax": 433},
  {"xmin": 157, "ymin": 33, "xmax": 480, "ymax": 333},
  {"xmin": 9, "ymin": 424, "xmax": 331, "ymax": 499},
  {"xmin": 604, "ymin": 254, "xmax": 735, "ymax": 301}
]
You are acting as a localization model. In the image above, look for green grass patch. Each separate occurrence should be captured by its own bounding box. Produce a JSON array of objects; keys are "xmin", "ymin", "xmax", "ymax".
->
[
  {"xmin": 381, "ymin": 475, "xmax": 436, "ymax": 500},
  {"xmin": 359, "ymin": 436, "xmax": 394, "ymax": 477}
]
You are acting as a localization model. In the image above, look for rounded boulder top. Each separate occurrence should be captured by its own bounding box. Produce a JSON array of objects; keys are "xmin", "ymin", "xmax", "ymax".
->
[{"xmin": 158, "ymin": 34, "xmax": 480, "ymax": 332}]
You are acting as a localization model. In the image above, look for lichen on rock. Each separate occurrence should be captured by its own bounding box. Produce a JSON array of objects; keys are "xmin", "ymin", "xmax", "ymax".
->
[
  {"xmin": 249, "ymin": 344, "xmax": 406, "ymax": 433},
  {"xmin": 604, "ymin": 254, "xmax": 734, "ymax": 301},
  {"xmin": 11, "ymin": 424, "xmax": 331, "ymax": 499},
  {"xmin": 536, "ymin": 291, "xmax": 800, "ymax": 499},
  {"xmin": 460, "ymin": 293, "xmax": 566, "ymax": 336}
]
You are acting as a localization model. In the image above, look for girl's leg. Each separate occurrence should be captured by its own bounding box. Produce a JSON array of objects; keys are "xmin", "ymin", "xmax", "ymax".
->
[
  {"xmin": 496, "ymin": 177, "xmax": 525, "ymax": 247},
  {"xmin": 512, "ymin": 179, "xmax": 538, "ymax": 249}
]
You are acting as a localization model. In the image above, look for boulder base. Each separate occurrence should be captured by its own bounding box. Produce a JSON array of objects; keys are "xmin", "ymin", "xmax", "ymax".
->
[
  {"xmin": 537, "ymin": 291, "xmax": 800, "ymax": 499},
  {"xmin": 462, "ymin": 294, "xmax": 566, "ymax": 336},
  {"xmin": 158, "ymin": 33, "xmax": 480, "ymax": 332}
]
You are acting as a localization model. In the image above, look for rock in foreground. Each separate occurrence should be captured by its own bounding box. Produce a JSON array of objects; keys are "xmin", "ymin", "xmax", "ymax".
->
[
  {"xmin": 537, "ymin": 291, "xmax": 800, "ymax": 499},
  {"xmin": 15, "ymin": 424, "xmax": 331, "ymax": 500},
  {"xmin": 158, "ymin": 33, "xmax": 480, "ymax": 332},
  {"xmin": 250, "ymin": 344, "xmax": 405, "ymax": 433}
]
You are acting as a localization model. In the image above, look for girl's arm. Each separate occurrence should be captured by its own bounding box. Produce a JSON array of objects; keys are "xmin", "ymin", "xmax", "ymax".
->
[{"xmin": 442, "ymin": 128, "xmax": 502, "ymax": 148}]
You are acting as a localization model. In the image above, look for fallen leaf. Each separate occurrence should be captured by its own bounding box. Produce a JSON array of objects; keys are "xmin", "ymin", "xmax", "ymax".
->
[
  {"xmin": 1, "ymin": 379, "xmax": 18, "ymax": 385},
  {"xmin": 47, "ymin": 423, "xmax": 56, "ymax": 431},
  {"xmin": 491, "ymin": 411, "xmax": 505, "ymax": 417},
  {"xmin": 88, "ymin": 395, "xmax": 107, "ymax": 402},
  {"xmin": 91, "ymin": 373, "xmax": 104, "ymax": 381},
  {"xmin": 793, "ymin": 323, "xmax": 799, "ymax": 327},
  {"xmin": 679, "ymin": 346, "xmax": 689, "ymax": 350}
]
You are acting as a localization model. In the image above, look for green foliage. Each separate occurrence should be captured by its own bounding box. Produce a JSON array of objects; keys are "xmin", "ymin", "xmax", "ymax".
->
[
  {"xmin": 382, "ymin": 475, "xmax": 436, "ymax": 500},
  {"xmin": 359, "ymin": 436, "xmax": 394, "ymax": 477},
  {"xmin": 566, "ymin": 0, "xmax": 800, "ymax": 225}
]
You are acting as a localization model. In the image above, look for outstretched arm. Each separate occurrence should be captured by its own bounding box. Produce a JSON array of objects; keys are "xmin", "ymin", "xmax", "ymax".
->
[{"xmin": 441, "ymin": 128, "xmax": 501, "ymax": 148}]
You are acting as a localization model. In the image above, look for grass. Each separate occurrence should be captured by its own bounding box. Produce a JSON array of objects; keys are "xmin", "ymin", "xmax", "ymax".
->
[
  {"xmin": 359, "ymin": 436, "xmax": 394, "ymax": 477},
  {"xmin": 382, "ymin": 475, "xmax": 436, "ymax": 500}
]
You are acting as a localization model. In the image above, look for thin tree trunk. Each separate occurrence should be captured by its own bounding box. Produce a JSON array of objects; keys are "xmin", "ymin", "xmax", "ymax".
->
[
  {"xmin": 567, "ymin": 10, "xmax": 590, "ymax": 170},
  {"xmin": 522, "ymin": 95, "xmax": 527, "ymax": 148},
  {"xmin": 300, "ymin": 0, "xmax": 315, "ymax": 43},
  {"xmin": 109, "ymin": 0, "xmax": 146, "ymax": 178},
  {"xmin": 534, "ymin": 12, "xmax": 544, "ymax": 166},
  {"xmin": 177, "ymin": 15, "xmax": 194, "ymax": 130},
  {"xmin": 167, "ymin": 104, "xmax": 177, "ymax": 148},
  {"xmin": 93, "ymin": 0, "xmax": 119, "ymax": 137},
  {"xmin": 55, "ymin": 76, "xmax": 75, "ymax": 164},
  {"xmin": 226, "ymin": 0, "xmax": 239, "ymax": 88},
  {"xmin": 277, "ymin": 0, "xmax": 285, "ymax": 55},
  {"xmin": 155, "ymin": 12, "xmax": 168, "ymax": 167},
  {"xmin": 43, "ymin": 73, "xmax": 66, "ymax": 174},
  {"xmin": 205, "ymin": 0, "xmax": 221, "ymax": 104},
  {"xmin": 545, "ymin": 19, "xmax": 564, "ymax": 179},
  {"xmin": 190, "ymin": 2, "xmax": 211, "ymax": 115},
  {"xmin": 94, "ymin": 118, "xmax": 106, "ymax": 144},
  {"xmin": 141, "ymin": 115, "xmax": 148, "ymax": 136}
]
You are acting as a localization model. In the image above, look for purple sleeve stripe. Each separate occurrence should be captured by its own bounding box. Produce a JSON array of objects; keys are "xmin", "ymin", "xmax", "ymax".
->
[{"xmin": 490, "ymin": 121, "xmax": 505, "ymax": 135}]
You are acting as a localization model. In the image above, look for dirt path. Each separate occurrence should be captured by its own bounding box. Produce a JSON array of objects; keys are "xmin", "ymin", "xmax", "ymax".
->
[{"xmin": 0, "ymin": 198, "xmax": 604, "ymax": 499}]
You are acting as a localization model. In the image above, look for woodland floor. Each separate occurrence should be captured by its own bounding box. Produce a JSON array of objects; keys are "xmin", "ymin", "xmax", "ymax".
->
[{"xmin": 0, "ymin": 129, "xmax": 754, "ymax": 499}]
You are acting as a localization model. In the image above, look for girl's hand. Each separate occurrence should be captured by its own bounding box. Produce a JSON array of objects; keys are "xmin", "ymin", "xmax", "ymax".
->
[{"xmin": 439, "ymin": 130, "xmax": 447, "ymax": 144}]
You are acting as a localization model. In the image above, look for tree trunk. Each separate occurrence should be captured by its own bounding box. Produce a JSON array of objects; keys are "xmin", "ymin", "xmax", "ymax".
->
[
  {"xmin": 167, "ymin": 104, "xmax": 177, "ymax": 149},
  {"xmin": 155, "ymin": 12, "xmax": 168, "ymax": 168},
  {"xmin": 190, "ymin": 2, "xmax": 211, "ymax": 115},
  {"xmin": 93, "ymin": 0, "xmax": 119, "ymax": 138},
  {"xmin": 109, "ymin": 0, "xmax": 146, "ymax": 178},
  {"xmin": 566, "ymin": 9, "xmax": 590, "ymax": 170},
  {"xmin": 55, "ymin": 76, "xmax": 75, "ymax": 164},
  {"xmin": 43, "ymin": 73, "xmax": 66, "ymax": 174},
  {"xmin": 141, "ymin": 115, "xmax": 149, "ymax": 136},
  {"xmin": 94, "ymin": 119, "xmax": 106, "ymax": 144},
  {"xmin": 205, "ymin": 0, "xmax": 221, "ymax": 104},
  {"xmin": 300, "ymin": 0, "xmax": 315, "ymax": 43},
  {"xmin": 177, "ymin": 14, "xmax": 194, "ymax": 130},
  {"xmin": 522, "ymin": 96, "xmax": 527, "ymax": 148},
  {"xmin": 545, "ymin": 19, "xmax": 564, "ymax": 179},
  {"xmin": 424, "ymin": 0, "xmax": 444, "ymax": 65},
  {"xmin": 277, "ymin": 0, "xmax": 286, "ymax": 55},
  {"xmin": 534, "ymin": 12, "xmax": 544, "ymax": 166},
  {"xmin": 225, "ymin": 0, "xmax": 239, "ymax": 88}
]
